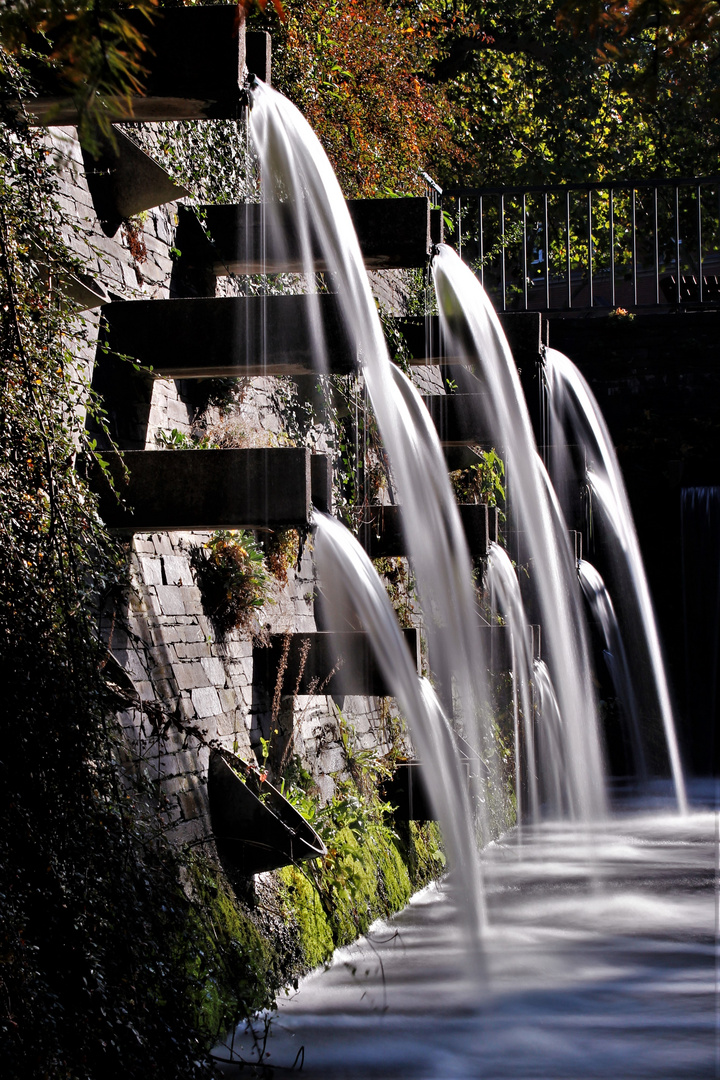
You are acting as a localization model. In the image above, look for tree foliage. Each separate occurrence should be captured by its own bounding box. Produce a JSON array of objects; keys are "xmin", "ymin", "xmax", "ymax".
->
[{"xmin": 252, "ymin": 0, "xmax": 465, "ymax": 195}]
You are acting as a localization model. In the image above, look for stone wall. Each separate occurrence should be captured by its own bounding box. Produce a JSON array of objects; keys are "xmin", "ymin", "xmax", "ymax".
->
[{"xmin": 53, "ymin": 123, "xmax": 405, "ymax": 853}]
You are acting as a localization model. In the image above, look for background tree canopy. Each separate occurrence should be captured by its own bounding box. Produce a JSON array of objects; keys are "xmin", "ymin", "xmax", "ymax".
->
[{"xmin": 252, "ymin": 0, "xmax": 720, "ymax": 191}]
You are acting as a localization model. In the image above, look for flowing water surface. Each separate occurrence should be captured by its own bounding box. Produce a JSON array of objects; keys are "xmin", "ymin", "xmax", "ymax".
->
[{"xmin": 215, "ymin": 785, "xmax": 717, "ymax": 1078}]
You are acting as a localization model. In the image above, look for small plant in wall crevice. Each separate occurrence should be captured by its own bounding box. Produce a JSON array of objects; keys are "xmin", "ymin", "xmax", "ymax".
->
[{"xmin": 191, "ymin": 529, "xmax": 272, "ymax": 637}]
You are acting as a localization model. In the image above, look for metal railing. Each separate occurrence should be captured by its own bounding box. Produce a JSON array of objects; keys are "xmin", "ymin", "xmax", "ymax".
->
[{"xmin": 441, "ymin": 176, "xmax": 720, "ymax": 312}]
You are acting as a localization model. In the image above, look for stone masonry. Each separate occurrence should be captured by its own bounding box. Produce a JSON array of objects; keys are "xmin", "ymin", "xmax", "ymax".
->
[{"xmin": 53, "ymin": 122, "xmax": 408, "ymax": 853}]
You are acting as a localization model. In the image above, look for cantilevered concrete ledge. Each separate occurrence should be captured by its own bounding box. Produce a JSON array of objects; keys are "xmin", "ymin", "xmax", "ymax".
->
[
  {"xmin": 176, "ymin": 198, "xmax": 439, "ymax": 275},
  {"xmin": 397, "ymin": 312, "xmax": 544, "ymax": 367},
  {"xmin": 22, "ymin": 12, "xmax": 271, "ymax": 125},
  {"xmin": 101, "ymin": 295, "xmax": 356, "ymax": 378},
  {"xmin": 88, "ymin": 448, "xmax": 313, "ymax": 531},
  {"xmin": 358, "ymin": 503, "xmax": 499, "ymax": 559},
  {"xmin": 253, "ymin": 630, "xmax": 420, "ymax": 697}
]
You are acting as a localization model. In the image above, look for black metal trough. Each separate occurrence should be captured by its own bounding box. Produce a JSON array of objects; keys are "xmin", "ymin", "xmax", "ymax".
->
[
  {"xmin": 82, "ymin": 129, "xmax": 189, "ymax": 235},
  {"xmin": 101, "ymin": 295, "xmax": 356, "ymax": 378},
  {"xmin": 396, "ymin": 312, "xmax": 544, "ymax": 368},
  {"xmin": 208, "ymin": 749, "xmax": 326, "ymax": 876}
]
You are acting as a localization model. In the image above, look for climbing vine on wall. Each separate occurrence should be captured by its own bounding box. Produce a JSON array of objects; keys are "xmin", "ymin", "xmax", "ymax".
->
[{"xmin": 0, "ymin": 51, "xmax": 238, "ymax": 1080}]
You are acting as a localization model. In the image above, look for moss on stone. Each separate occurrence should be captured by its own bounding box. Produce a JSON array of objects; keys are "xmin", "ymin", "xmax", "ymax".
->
[
  {"xmin": 182, "ymin": 859, "xmax": 277, "ymax": 1041},
  {"xmin": 277, "ymin": 863, "xmax": 334, "ymax": 969},
  {"xmin": 398, "ymin": 820, "xmax": 446, "ymax": 891}
]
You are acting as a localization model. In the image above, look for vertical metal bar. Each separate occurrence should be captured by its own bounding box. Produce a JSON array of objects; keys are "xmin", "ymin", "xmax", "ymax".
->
[
  {"xmin": 610, "ymin": 188, "xmax": 616, "ymax": 308},
  {"xmin": 457, "ymin": 196, "xmax": 462, "ymax": 259},
  {"xmin": 478, "ymin": 194, "xmax": 484, "ymax": 289},
  {"xmin": 522, "ymin": 193, "xmax": 528, "ymax": 310},
  {"xmin": 631, "ymin": 188, "xmax": 638, "ymax": 306},
  {"xmin": 697, "ymin": 183, "xmax": 703, "ymax": 302},
  {"xmin": 675, "ymin": 185, "xmax": 681, "ymax": 304},
  {"xmin": 588, "ymin": 189, "xmax": 594, "ymax": 308},
  {"xmin": 501, "ymin": 194, "xmax": 507, "ymax": 312},
  {"xmin": 566, "ymin": 190, "xmax": 572, "ymax": 310},
  {"xmin": 544, "ymin": 191, "xmax": 550, "ymax": 310},
  {"xmin": 653, "ymin": 187, "xmax": 660, "ymax": 305}
]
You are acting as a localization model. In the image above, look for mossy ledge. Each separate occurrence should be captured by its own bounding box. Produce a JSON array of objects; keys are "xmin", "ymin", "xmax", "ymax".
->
[{"xmin": 182, "ymin": 819, "xmax": 445, "ymax": 1044}]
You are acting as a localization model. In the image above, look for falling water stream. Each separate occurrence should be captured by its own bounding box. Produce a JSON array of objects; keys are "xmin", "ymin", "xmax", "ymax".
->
[
  {"xmin": 578, "ymin": 559, "xmax": 647, "ymax": 780},
  {"xmin": 212, "ymin": 79, "xmax": 710, "ymax": 1077},
  {"xmin": 544, "ymin": 349, "xmax": 687, "ymax": 813}
]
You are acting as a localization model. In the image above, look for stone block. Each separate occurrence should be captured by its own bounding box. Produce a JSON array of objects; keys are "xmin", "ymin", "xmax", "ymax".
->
[
  {"xmin": 191, "ymin": 685, "xmax": 222, "ymax": 719},
  {"xmin": 174, "ymin": 642, "xmax": 210, "ymax": 660},
  {"xmin": 162, "ymin": 555, "xmax": 192, "ymax": 586},
  {"xmin": 139, "ymin": 556, "xmax": 164, "ymax": 585},
  {"xmin": 174, "ymin": 663, "xmax": 210, "ymax": 691},
  {"xmin": 200, "ymin": 656, "xmax": 227, "ymax": 687},
  {"xmin": 178, "ymin": 780, "xmax": 210, "ymax": 822},
  {"xmin": 218, "ymin": 687, "xmax": 239, "ymax": 713},
  {"xmin": 155, "ymin": 585, "xmax": 188, "ymax": 617}
]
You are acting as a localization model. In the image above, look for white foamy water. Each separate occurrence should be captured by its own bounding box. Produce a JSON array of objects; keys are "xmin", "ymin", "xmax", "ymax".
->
[{"xmin": 215, "ymin": 787, "xmax": 717, "ymax": 1078}]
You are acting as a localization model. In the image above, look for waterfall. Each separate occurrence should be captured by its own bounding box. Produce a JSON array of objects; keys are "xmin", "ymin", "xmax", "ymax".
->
[
  {"xmin": 312, "ymin": 512, "xmax": 486, "ymax": 945},
  {"xmin": 485, "ymin": 543, "xmax": 537, "ymax": 821},
  {"xmin": 544, "ymin": 348, "xmax": 687, "ymax": 811},
  {"xmin": 432, "ymin": 246, "xmax": 607, "ymax": 821},
  {"xmin": 578, "ymin": 559, "xmax": 647, "ymax": 779}
]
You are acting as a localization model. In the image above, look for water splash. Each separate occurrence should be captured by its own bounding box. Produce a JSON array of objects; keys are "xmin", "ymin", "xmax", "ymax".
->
[
  {"xmin": 432, "ymin": 246, "xmax": 606, "ymax": 821},
  {"xmin": 578, "ymin": 559, "xmax": 647, "ymax": 780},
  {"xmin": 544, "ymin": 348, "xmax": 686, "ymax": 812}
]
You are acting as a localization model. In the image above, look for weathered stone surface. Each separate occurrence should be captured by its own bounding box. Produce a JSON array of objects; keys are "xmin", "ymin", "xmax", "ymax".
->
[{"xmin": 191, "ymin": 685, "xmax": 222, "ymax": 719}]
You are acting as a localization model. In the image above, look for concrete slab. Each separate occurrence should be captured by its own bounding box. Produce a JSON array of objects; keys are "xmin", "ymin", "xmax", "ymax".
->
[
  {"xmin": 22, "ymin": 9, "xmax": 263, "ymax": 124},
  {"xmin": 88, "ymin": 448, "xmax": 313, "ymax": 531},
  {"xmin": 101, "ymin": 295, "xmax": 356, "ymax": 378},
  {"xmin": 253, "ymin": 630, "xmax": 420, "ymax": 697},
  {"xmin": 177, "ymin": 197, "xmax": 434, "ymax": 274}
]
